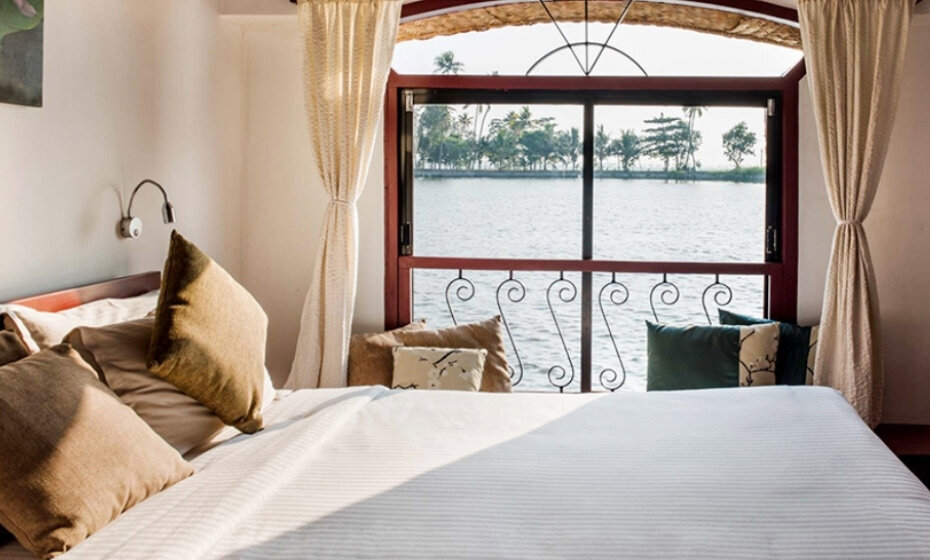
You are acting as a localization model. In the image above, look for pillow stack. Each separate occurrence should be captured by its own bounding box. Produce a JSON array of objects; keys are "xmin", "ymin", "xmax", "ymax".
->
[
  {"xmin": 0, "ymin": 231, "xmax": 274, "ymax": 557},
  {"xmin": 646, "ymin": 310, "xmax": 819, "ymax": 392},
  {"xmin": 718, "ymin": 310, "xmax": 819, "ymax": 385},
  {"xmin": 646, "ymin": 321, "xmax": 780, "ymax": 391},
  {"xmin": 349, "ymin": 315, "xmax": 513, "ymax": 393}
]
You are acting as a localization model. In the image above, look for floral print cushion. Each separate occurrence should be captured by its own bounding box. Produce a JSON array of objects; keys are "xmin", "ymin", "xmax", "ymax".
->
[{"xmin": 392, "ymin": 346, "xmax": 487, "ymax": 392}]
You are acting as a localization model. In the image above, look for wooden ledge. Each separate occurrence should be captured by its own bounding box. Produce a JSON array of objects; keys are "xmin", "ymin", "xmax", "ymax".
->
[{"xmin": 876, "ymin": 424, "xmax": 930, "ymax": 456}]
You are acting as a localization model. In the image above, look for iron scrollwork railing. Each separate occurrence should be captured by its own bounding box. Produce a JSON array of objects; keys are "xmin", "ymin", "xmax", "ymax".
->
[
  {"xmin": 702, "ymin": 274, "xmax": 734, "ymax": 325},
  {"xmin": 436, "ymin": 267, "xmax": 750, "ymax": 392},
  {"xmin": 496, "ymin": 272, "xmax": 526, "ymax": 386},
  {"xmin": 444, "ymin": 269, "xmax": 474, "ymax": 326},
  {"xmin": 649, "ymin": 273, "xmax": 681, "ymax": 323},
  {"xmin": 598, "ymin": 272, "xmax": 630, "ymax": 392},
  {"xmin": 546, "ymin": 272, "xmax": 577, "ymax": 393}
]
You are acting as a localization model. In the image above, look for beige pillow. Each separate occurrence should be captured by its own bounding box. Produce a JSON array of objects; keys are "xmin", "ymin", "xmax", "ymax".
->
[
  {"xmin": 348, "ymin": 320, "xmax": 427, "ymax": 387},
  {"xmin": 392, "ymin": 346, "xmax": 486, "ymax": 391},
  {"xmin": 396, "ymin": 316, "xmax": 513, "ymax": 393},
  {"xmin": 0, "ymin": 345, "xmax": 193, "ymax": 558},
  {"xmin": 148, "ymin": 231, "xmax": 268, "ymax": 434},
  {"xmin": 1, "ymin": 291, "xmax": 159, "ymax": 353},
  {"xmin": 67, "ymin": 319, "xmax": 227, "ymax": 456},
  {"xmin": 0, "ymin": 331, "xmax": 28, "ymax": 366}
]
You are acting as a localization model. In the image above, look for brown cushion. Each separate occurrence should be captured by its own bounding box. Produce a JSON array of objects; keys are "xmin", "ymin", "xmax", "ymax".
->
[
  {"xmin": 348, "ymin": 320, "xmax": 426, "ymax": 387},
  {"xmin": 0, "ymin": 330, "xmax": 28, "ymax": 366},
  {"xmin": 148, "ymin": 231, "xmax": 268, "ymax": 434},
  {"xmin": 0, "ymin": 345, "xmax": 193, "ymax": 558},
  {"xmin": 396, "ymin": 316, "xmax": 513, "ymax": 392},
  {"xmin": 67, "ymin": 319, "xmax": 227, "ymax": 456}
]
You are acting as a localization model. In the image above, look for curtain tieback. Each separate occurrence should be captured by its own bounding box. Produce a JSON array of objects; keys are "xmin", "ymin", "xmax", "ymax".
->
[
  {"xmin": 330, "ymin": 199, "xmax": 353, "ymax": 207},
  {"xmin": 837, "ymin": 220, "xmax": 861, "ymax": 226}
]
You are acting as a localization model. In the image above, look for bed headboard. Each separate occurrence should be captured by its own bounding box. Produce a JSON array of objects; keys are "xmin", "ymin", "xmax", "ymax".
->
[{"xmin": 6, "ymin": 272, "xmax": 161, "ymax": 312}]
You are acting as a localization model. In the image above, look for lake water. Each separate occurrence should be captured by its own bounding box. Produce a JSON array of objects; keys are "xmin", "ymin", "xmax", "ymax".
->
[{"xmin": 412, "ymin": 177, "xmax": 766, "ymax": 392}]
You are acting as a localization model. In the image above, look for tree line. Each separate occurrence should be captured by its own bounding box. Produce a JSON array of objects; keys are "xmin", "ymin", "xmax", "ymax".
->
[{"xmin": 416, "ymin": 51, "xmax": 759, "ymax": 173}]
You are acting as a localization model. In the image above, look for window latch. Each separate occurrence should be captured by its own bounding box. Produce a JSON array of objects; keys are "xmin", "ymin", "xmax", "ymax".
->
[
  {"xmin": 767, "ymin": 98, "xmax": 776, "ymax": 118},
  {"xmin": 766, "ymin": 226, "xmax": 778, "ymax": 256},
  {"xmin": 400, "ymin": 222, "xmax": 412, "ymax": 255},
  {"xmin": 404, "ymin": 91, "xmax": 414, "ymax": 113}
]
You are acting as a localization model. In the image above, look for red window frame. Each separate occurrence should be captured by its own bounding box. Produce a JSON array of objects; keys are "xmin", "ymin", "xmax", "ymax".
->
[{"xmin": 384, "ymin": 65, "xmax": 804, "ymax": 334}]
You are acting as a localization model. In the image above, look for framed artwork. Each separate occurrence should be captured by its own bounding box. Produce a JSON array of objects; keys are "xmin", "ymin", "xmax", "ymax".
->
[{"xmin": 0, "ymin": 0, "xmax": 43, "ymax": 107}]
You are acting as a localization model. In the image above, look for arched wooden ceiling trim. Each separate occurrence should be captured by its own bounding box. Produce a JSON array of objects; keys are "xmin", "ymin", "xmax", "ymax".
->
[{"xmin": 398, "ymin": 0, "xmax": 801, "ymax": 50}]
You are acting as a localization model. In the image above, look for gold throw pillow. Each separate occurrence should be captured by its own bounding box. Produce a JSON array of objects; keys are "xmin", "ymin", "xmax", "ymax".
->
[
  {"xmin": 148, "ymin": 231, "xmax": 268, "ymax": 433},
  {"xmin": 0, "ymin": 345, "xmax": 193, "ymax": 559}
]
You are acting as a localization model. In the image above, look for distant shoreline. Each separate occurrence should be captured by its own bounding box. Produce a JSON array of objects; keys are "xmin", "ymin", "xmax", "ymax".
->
[{"xmin": 414, "ymin": 168, "xmax": 765, "ymax": 184}]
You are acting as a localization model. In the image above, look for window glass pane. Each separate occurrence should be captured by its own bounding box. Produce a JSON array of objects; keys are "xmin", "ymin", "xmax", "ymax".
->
[
  {"xmin": 393, "ymin": 24, "xmax": 802, "ymax": 77},
  {"xmin": 413, "ymin": 103, "xmax": 583, "ymax": 259},
  {"xmin": 593, "ymin": 105, "xmax": 768, "ymax": 263}
]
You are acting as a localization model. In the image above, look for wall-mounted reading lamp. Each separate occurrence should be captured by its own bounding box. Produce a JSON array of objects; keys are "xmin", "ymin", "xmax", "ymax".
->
[{"xmin": 119, "ymin": 179, "xmax": 176, "ymax": 239}]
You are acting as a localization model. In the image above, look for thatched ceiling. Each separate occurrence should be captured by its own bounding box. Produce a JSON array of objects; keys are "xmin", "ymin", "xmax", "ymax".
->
[{"xmin": 397, "ymin": 1, "xmax": 802, "ymax": 50}]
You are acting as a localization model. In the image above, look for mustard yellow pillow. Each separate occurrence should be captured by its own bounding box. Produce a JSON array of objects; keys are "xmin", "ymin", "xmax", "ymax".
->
[
  {"xmin": 148, "ymin": 231, "xmax": 268, "ymax": 434},
  {"xmin": 0, "ymin": 345, "xmax": 193, "ymax": 558}
]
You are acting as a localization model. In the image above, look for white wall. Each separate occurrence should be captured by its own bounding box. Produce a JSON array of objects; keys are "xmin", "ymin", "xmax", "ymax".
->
[
  {"xmin": 869, "ymin": 16, "xmax": 930, "ymax": 423},
  {"xmin": 796, "ymin": 16, "xmax": 930, "ymax": 423},
  {"xmin": 232, "ymin": 19, "xmax": 384, "ymax": 384},
  {"xmin": 0, "ymin": 0, "xmax": 244, "ymax": 301}
]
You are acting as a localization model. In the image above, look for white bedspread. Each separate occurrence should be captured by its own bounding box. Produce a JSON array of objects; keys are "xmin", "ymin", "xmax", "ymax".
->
[{"xmin": 7, "ymin": 386, "xmax": 930, "ymax": 559}]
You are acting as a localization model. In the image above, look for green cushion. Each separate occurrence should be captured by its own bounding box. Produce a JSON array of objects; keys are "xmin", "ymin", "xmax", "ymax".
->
[
  {"xmin": 718, "ymin": 310, "xmax": 817, "ymax": 386},
  {"xmin": 646, "ymin": 321, "xmax": 780, "ymax": 391}
]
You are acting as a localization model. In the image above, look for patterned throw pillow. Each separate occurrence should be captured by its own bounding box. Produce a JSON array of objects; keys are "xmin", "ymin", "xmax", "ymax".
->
[
  {"xmin": 718, "ymin": 310, "xmax": 818, "ymax": 385},
  {"xmin": 646, "ymin": 322, "xmax": 780, "ymax": 391},
  {"xmin": 392, "ymin": 346, "xmax": 487, "ymax": 392}
]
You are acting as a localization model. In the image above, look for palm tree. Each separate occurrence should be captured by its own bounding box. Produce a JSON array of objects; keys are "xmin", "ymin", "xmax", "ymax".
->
[
  {"xmin": 455, "ymin": 113, "xmax": 473, "ymax": 136},
  {"xmin": 682, "ymin": 106, "xmax": 706, "ymax": 173},
  {"xmin": 434, "ymin": 51, "xmax": 464, "ymax": 75},
  {"xmin": 595, "ymin": 125, "xmax": 612, "ymax": 171},
  {"xmin": 610, "ymin": 130, "xmax": 642, "ymax": 172}
]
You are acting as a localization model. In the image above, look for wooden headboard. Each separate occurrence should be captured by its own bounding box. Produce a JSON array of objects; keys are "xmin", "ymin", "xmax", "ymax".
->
[{"xmin": 7, "ymin": 272, "xmax": 161, "ymax": 312}]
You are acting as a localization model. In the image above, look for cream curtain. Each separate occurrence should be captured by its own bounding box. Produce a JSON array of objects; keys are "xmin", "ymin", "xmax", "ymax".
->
[
  {"xmin": 286, "ymin": 0, "xmax": 403, "ymax": 389},
  {"xmin": 799, "ymin": 0, "xmax": 913, "ymax": 426}
]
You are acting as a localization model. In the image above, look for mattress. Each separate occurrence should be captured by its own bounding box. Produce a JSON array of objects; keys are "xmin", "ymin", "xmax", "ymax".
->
[{"xmin": 5, "ymin": 386, "xmax": 930, "ymax": 559}]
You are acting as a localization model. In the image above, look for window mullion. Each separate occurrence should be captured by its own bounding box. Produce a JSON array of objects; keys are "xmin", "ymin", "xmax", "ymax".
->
[{"xmin": 581, "ymin": 101, "xmax": 594, "ymax": 392}]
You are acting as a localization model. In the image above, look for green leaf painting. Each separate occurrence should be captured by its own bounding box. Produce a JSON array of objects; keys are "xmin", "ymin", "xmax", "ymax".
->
[{"xmin": 0, "ymin": 0, "xmax": 44, "ymax": 107}]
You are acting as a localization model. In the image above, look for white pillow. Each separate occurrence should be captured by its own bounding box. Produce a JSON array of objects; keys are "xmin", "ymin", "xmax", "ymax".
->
[
  {"xmin": 392, "ymin": 346, "xmax": 486, "ymax": 391},
  {"xmin": 1, "ymin": 291, "xmax": 159, "ymax": 352}
]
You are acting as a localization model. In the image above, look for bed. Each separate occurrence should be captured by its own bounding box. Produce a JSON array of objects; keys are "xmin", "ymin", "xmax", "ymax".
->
[{"xmin": 2, "ymin": 274, "xmax": 930, "ymax": 559}]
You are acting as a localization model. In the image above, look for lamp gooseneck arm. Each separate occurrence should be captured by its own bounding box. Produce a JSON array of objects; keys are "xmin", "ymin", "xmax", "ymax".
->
[{"xmin": 126, "ymin": 179, "xmax": 170, "ymax": 219}]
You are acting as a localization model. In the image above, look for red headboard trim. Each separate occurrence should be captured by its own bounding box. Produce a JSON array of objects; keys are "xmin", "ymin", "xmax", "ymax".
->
[{"xmin": 6, "ymin": 272, "xmax": 162, "ymax": 312}]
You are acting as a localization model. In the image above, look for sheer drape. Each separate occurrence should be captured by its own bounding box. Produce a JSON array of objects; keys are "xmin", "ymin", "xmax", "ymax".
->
[
  {"xmin": 799, "ymin": 0, "xmax": 913, "ymax": 426},
  {"xmin": 286, "ymin": 0, "xmax": 402, "ymax": 389}
]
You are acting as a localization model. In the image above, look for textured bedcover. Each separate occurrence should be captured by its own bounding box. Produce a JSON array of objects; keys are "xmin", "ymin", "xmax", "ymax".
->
[{"xmin": 10, "ymin": 386, "xmax": 930, "ymax": 559}]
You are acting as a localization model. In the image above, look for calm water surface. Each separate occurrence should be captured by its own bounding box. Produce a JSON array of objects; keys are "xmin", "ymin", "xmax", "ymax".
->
[{"xmin": 412, "ymin": 177, "xmax": 766, "ymax": 392}]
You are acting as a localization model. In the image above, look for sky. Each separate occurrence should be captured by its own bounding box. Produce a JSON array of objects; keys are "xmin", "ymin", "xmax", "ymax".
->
[{"xmin": 392, "ymin": 23, "xmax": 802, "ymax": 170}]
